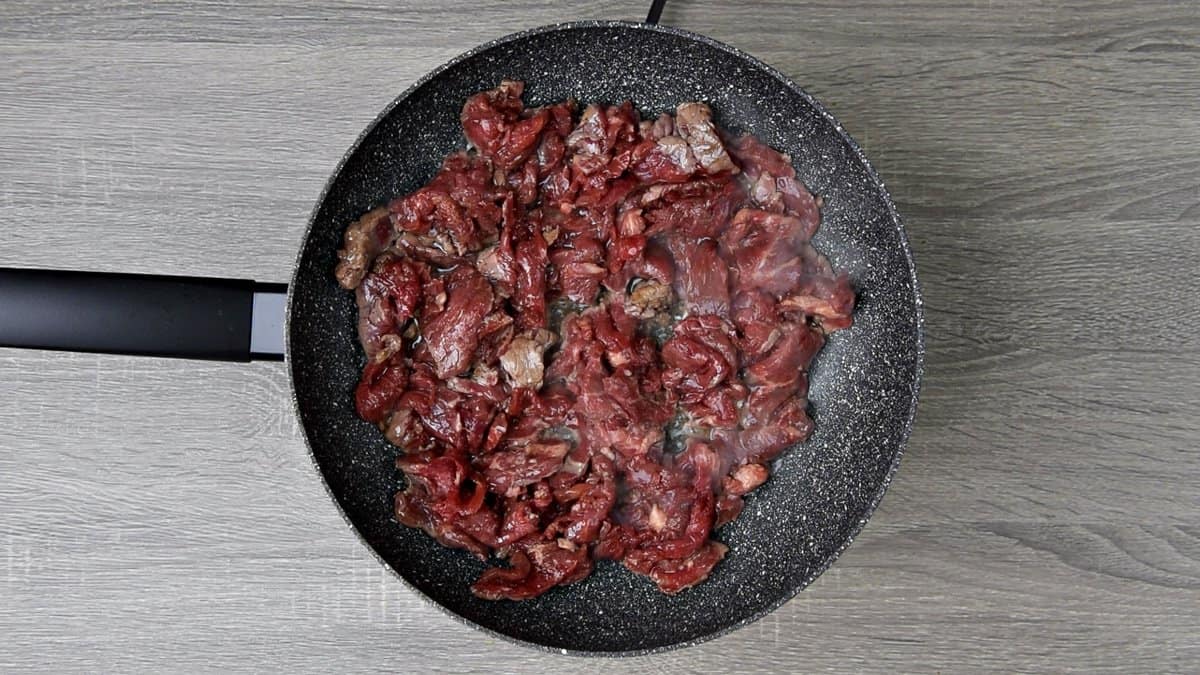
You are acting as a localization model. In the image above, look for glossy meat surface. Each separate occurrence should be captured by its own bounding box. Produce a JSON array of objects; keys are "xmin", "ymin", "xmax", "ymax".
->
[{"xmin": 334, "ymin": 82, "xmax": 854, "ymax": 600}]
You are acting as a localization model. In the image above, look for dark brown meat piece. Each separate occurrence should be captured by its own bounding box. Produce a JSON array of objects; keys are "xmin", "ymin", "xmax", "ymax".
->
[
  {"xmin": 383, "ymin": 405, "xmax": 435, "ymax": 454},
  {"xmin": 674, "ymin": 102, "xmax": 737, "ymax": 174},
  {"xmin": 627, "ymin": 280, "xmax": 672, "ymax": 318},
  {"xmin": 499, "ymin": 328, "xmax": 557, "ymax": 390},
  {"xmin": 725, "ymin": 463, "xmax": 769, "ymax": 496},
  {"xmin": 335, "ymin": 207, "xmax": 393, "ymax": 290}
]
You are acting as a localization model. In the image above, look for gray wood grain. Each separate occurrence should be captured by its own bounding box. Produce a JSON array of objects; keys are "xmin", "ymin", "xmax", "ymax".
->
[{"xmin": 2, "ymin": 0, "xmax": 1199, "ymax": 672}]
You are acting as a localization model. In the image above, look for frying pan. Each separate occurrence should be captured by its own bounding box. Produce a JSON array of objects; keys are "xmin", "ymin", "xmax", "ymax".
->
[{"xmin": 0, "ymin": 4, "xmax": 923, "ymax": 656}]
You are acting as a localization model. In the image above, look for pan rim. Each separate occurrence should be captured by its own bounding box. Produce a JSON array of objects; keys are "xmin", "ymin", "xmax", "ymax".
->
[{"xmin": 285, "ymin": 19, "xmax": 925, "ymax": 658}]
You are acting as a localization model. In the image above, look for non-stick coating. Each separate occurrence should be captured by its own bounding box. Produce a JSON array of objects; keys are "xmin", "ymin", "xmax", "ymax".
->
[{"xmin": 288, "ymin": 21, "xmax": 923, "ymax": 655}]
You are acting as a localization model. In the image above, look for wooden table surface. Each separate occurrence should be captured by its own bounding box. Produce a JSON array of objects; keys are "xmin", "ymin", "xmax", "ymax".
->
[{"xmin": 2, "ymin": 1, "xmax": 1199, "ymax": 672}]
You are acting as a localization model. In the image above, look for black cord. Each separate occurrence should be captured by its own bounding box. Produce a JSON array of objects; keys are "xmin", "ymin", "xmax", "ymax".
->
[{"xmin": 646, "ymin": 0, "xmax": 667, "ymax": 25}]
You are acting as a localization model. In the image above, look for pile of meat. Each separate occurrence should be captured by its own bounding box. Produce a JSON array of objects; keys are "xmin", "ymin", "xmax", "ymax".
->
[{"xmin": 335, "ymin": 81, "xmax": 854, "ymax": 600}]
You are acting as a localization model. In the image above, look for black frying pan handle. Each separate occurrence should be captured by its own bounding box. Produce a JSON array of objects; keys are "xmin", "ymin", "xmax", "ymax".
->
[
  {"xmin": 646, "ymin": 0, "xmax": 667, "ymax": 25},
  {"xmin": 0, "ymin": 268, "xmax": 286, "ymax": 362}
]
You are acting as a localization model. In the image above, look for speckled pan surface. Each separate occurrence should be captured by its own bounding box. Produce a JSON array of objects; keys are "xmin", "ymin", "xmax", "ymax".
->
[{"xmin": 287, "ymin": 21, "xmax": 923, "ymax": 655}]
